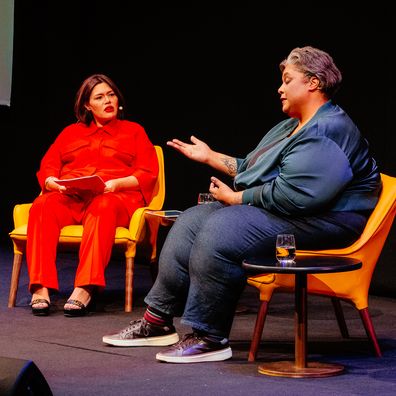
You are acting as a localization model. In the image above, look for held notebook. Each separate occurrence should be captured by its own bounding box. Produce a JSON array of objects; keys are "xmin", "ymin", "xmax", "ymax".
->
[{"xmin": 55, "ymin": 175, "xmax": 106, "ymax": 196}]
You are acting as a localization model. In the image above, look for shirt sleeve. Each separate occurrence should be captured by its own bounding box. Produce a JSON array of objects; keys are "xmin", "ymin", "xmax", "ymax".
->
[
  {"xmin": 242, "ymin": 135, "xmax": 353, "ymax": 215},
  {"xmin": 131, "ymin": 130, "xmax": 159, "ymax": 205},
  {"xmin": 36, "ymin": 133, "xmax": 66, "ymax": 191}
]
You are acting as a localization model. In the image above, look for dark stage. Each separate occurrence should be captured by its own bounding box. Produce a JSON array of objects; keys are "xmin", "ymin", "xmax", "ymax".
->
[
  {"xmin": 1, "ymin": 248, "xmax": 396, "ymax": 395},
  {"xmin": 1, "ymin": 2, "xmax": 396, "ymax": 395},
  {"xmin": 1, "ymin": 2, "xmax": 395, "ymax": 297}
]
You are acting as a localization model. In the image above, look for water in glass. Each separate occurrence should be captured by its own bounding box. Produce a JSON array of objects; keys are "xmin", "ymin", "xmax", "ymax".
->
[{"xmin": 276, "ymin": 234, "xmax": 296, "ymax": 264}]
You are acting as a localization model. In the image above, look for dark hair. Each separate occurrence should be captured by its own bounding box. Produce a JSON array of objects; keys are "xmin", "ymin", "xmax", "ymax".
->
[
  {"xmin": 74, "ymin": 74, "xmax": 125, "ymax": 125},
  {"xmin": 279, "ymin": 46, "xmax": 342, "ymax": 99}
]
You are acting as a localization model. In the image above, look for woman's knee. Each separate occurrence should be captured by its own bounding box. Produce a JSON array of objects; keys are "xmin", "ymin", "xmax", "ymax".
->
[
  {"xmin": 88, "ymin": 194, "xmax": 120, "ymax": 211},
  {"xmin": 30, "ymin": 193, "xmax": 70, "ymax": 216},
  {"xmin": 86, "ymin": 194, "xmax": 130, "ymax": 222},
  {"xmin": 166, "ymin": 203, "xmax": 221, "ymax": 243}
]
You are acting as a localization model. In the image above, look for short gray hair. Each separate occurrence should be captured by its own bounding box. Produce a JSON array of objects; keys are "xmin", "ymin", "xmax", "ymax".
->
[{"xmin": 279, "ymin": 46, "xmax": 342, "ymax": 99}]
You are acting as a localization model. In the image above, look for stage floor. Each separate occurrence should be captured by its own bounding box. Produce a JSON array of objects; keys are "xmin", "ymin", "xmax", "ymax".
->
[{"xmin": 1, "ymin": 248, "xmax": 396, "ymax": 395}]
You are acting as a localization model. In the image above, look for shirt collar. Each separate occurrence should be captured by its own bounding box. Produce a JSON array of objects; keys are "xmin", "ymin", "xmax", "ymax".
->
[{"xmin": 83, "ymin": 119, "xmax": 120, "ymax": 136}]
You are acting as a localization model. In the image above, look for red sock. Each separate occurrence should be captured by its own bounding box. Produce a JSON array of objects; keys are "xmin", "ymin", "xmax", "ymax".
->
[{"xmin": 144, "ymin": 307, "xmax": 169, "ymax": 326}]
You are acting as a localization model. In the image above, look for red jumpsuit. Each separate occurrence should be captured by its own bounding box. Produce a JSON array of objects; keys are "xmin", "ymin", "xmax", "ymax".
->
[{"xmin": 26, "ymin": 119, "xmax": 158, "ymax": 292}]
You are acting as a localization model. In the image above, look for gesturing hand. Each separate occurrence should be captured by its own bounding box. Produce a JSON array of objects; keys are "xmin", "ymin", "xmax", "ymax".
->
[{"xmin": 166, "ymin": 135, "xmax": 211, "ymax": 164}]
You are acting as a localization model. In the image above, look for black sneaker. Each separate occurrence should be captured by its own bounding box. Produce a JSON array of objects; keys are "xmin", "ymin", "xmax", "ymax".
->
[
  {"xmin": 102, "ymin": 318, "xmax": 179, "ymax": 347},
  {"xmin": 156, "ymin": 332, "xmax": 232, "ymax": 363}
]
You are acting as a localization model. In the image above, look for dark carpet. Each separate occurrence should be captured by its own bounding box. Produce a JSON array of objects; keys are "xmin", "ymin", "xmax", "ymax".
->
[{"xmin": 0, "ymin": 246, "xmax": 395, "ymax": 395}]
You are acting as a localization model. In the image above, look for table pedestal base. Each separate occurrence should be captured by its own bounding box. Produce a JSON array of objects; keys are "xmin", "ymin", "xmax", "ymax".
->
[{"xmin": 258, "ymin": 361, "xmax": 344, "ymax": 378}]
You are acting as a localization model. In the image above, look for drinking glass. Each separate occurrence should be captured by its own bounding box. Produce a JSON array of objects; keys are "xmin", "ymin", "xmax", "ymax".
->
[
  {"xmin": 276, "ymin": 234, "xmax": 296, "ymax": 265},
  {"xmin": 197, "ymin": 192, "xmax": 215, "ymax": 204}
]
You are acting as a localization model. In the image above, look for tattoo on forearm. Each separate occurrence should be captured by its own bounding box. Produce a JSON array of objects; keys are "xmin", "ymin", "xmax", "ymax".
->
[{"xmin": 221, "ymin": 156, "xmax": 237, "ymax": 176}]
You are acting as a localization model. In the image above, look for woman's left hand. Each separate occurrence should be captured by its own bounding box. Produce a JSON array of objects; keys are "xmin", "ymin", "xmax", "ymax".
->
[{"xmin": 209, "ymin": 176, "xmax": 243, "ymax": 205}]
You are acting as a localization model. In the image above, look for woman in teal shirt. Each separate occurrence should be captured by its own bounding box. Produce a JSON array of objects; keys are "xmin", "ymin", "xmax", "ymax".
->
[
  {"xmin": 234, "ymin": 100, "xmax": 380, "ymax": 215},
  {"xmin": 103, "ymin": 46, "xmax": 381, "ymax": 364}
]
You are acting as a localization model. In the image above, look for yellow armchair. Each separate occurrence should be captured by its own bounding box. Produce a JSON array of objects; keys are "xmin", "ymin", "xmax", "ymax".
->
[
  {"xmin": 247, "ymin": 173, "xmax": 396, "ymax": 361},
  {"xmin": 8, "ymin": 145, "xmax": 165, "ymax": 312}
]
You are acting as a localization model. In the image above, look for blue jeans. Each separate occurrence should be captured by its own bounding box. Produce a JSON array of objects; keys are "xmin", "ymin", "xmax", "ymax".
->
[{"xmin": 144, "ymin": 202, "xmax": 368, "ymax": 337}]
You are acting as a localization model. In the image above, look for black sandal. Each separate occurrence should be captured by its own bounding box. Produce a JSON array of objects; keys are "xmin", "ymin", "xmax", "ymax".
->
[
  {"xmin": 30, "ymin": 299, "xmax": 50, "ymax": 316},
  {"xmin": 63, "ymin": 299, "xmax": 92, "ymax": 317}
]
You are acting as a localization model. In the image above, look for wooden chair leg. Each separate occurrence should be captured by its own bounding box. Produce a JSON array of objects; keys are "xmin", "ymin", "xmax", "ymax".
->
[
  {"xmin": 125, "ymin": 256, "xmax": 134, "ymax": 313},
  {"xmin": 8, "ymin": 253, "xmax": 23, "ymax": 308},
  {"xmin": 248, "ymin": 300, "xmax": 269, "ymax": 362},
  {"xmin": 359, "ymin": 307, "xmax": 382, "ymax": 357},
  {"xmin": 331, "ymin": 298, "xmax": 349, "ymax": 338}
]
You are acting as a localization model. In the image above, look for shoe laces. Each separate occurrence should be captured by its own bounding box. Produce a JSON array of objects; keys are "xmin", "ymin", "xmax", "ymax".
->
[
  {"xmin": 120, "ymin": 318, "xmax": 151, "ymax": 337},
  {"xmin": 170, "ymin": 332, "xmax": 201, "ymax": 350}
]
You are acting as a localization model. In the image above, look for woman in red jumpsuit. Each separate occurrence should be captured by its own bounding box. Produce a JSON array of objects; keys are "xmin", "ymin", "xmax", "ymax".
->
[{"xmin": 27, "ymin": 74, "xmax": 159, "ymax": 317}]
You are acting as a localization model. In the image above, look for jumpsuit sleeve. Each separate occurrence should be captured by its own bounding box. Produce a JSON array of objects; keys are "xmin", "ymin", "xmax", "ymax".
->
[
  {"xmin": 131, "ymin": 129, "xmax": 159, "ymax": 205},
  {"xmin": 36, "ymin": 133, "xmax": 66, "ymax": 191}
]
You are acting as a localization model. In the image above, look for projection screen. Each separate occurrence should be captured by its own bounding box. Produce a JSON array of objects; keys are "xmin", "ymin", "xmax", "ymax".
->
[{"xmin": 0, "ymin": 0, "xmax": 14, "ymax": 106}]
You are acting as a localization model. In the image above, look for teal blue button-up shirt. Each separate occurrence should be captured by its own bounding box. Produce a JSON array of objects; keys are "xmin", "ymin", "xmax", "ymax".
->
[{"xmin": 235, "ymin": 101, "xmax": 381, "ymax": 215}]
